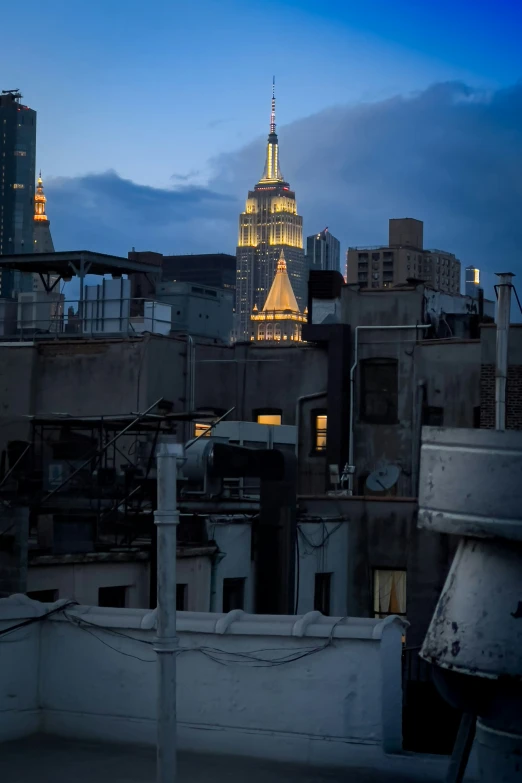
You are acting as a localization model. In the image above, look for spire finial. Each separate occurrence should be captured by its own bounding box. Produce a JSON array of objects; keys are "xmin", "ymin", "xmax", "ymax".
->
[{"xmin": 270, "ymin": 76, "xmax": 276, "ymax": 136}]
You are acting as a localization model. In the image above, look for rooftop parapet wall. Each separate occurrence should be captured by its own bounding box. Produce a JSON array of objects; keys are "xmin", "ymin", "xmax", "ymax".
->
[{"xmin": 0, "ymin": 596, "xmax": 406, "ymax": 766}]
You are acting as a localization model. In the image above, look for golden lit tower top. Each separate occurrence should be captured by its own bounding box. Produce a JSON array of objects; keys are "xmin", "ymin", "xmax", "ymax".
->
[
  {"xmin": 260, "ymin": 76, "xmax": 283, "ymax": 183},
  {"xmin": 34, "ymin": 171, "xmax": 49, "ymax": 223}
]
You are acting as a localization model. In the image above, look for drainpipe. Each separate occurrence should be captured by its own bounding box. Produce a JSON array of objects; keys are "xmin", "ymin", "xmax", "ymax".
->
[
  {"xmin": 411, "ymin": 379, "xmax": 426, "ymax": 498},
  {"xmin": 154, "ymin": 440, "xmax": 183, "ymax": 783},
  {"xmin": 348, "ymin": 324, "xmax": 431, "ymax": 495},
  {"xmin": 294, "ymin": 391, "xmax": 327, "ymax": 456},
  {"xmin": 495, "ymin": 273, "xmax": 514, "ymax": 431},
  {"xmin": 185, "ymin": 335, "xmax": 196, "ymax": 442}
]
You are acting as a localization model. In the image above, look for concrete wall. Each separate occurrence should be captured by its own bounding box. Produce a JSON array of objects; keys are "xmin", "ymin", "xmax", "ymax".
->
[
  {"xmin": 0, "ymin": 597, "xmax": 406, "ymax": 765},
  {"xmin": 207, "ymin": 520, "xmax": 255, "ymax": 613},
  {"xmin": 300, "ymin": 497, "xmax": 456, "ymax": 647},
  {"xmin": 296, "ymin": 520, "xmax": 349, "ymax": 617},
  {"xmin": 0, "ymin": 343, "xmax": 36, "ymax": 454},
  {"xmin": 205, "ymin": 518, "xmax": 349, "ymax": 617},
  {"xmin": 195, "ymin": 341, "xmax": 329, "ymax": 493},
  {"xmin": 27, "ymin": 557, "xmax": 150, "ymax": 607},
  {"xmin": 26, "ymin": 554, "xmax": 212, "ymax": 612},
  {"xmin": 415, "ymin": 340, "xmax": 481, "ymax": 428},
  {"xmin": 0, "ymin": 596, "xmax": 42, "ymax": 741}
]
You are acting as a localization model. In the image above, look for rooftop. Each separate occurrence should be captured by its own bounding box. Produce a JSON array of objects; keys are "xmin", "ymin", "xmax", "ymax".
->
[
  {"xmin": 0, "ymin": 597, "xmax": 478, "ymax": 782},
  {"xmin": 0, "ymin": 250, "xmax": 158, "ymax": 278},
  {"xmin": 0, "ymin": 735, "xmax": 461, "ymax": 783}
]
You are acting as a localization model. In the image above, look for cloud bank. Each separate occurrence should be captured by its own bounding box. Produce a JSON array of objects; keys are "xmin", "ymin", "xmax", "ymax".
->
[{"xmin": 47, "ymin": 82, "xmax": 522, "ymax": 299}]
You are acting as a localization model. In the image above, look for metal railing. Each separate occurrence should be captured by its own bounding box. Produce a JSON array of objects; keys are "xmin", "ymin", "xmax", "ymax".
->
[{"xmin": 0, "ymin": 296, "xmax": 175, "ymax": 342}]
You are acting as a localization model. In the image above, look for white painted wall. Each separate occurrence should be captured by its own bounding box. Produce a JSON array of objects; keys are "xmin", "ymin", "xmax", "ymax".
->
[
  {"xmin": 0, "ymin": 596, "xmax": 42, "ymax": 740},
  {"xmin": 296, "ymin": 521, "xmax": 349, "ymax": 617},
  {"xmin": 27, "ymin": 555, "xmax": 212, "ymax": 611},
  {"xmin": 206, "ymin": 519, "xmax": 254, "ymax": 612},
  {"xmin": 27, "ymin": 560, "xmax": 149, "ymax": 607},
  {"xmin": 0, "ymin": 597, "xmax": 406, "ymax": 766},
  {"xmin": 176, "ymin": 556, "xmax": 212, "ymax": 612}
]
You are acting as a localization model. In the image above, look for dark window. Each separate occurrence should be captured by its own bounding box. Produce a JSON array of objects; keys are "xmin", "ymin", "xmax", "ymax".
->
[
  {"xmin": 222, "ymin": 577, "xmax": 245, "ymax": 612},
  {"xmin": 357, "ymin": 473, "xmax": 369, "ymax": 495},
  {"xmin": 360, "ymin": 359, "xmax": 398, "ymax": 424},
  {"xmin": 314, "ymin": 573, "xmax": 332, "ymax": 616},
  {"xmin": 422, "ymin": 406, "xmax": 444, "ymax": 426},
  {"xmin": 473, "ymin": 406, "xmax": 481, "ymax": 428},
  {"xmin": 176, "ymin": 583, "xmax": 188, "ymax": 611},
  {"xmin": 26, "ymin": 589, "xmax": 58, "ymax": 603},
  {"xmin": 98, "ymin": 586, "xmax": 127, "ymax": 608}
]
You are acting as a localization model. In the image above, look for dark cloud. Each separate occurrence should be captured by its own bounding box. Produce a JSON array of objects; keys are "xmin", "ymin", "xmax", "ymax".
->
[
  {"xmin": 209, "ymin": 81, "xmax": 522, "ymax": 299},
  {"xmin": 170, "ymin": 170, "xmax": 201, "ymax": 182},
  {"xmin": 47, "ymin": 170, "xmax": 238, "ymax": 257},
  {"xmin": 49, "ymin": 82, "xmax": 522, "ymax": 304}
]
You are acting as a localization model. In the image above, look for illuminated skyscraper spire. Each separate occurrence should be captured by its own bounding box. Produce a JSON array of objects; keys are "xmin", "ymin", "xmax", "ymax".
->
[
  {"xmin": 270, "ymin": 75, "xmax": 276, "ymax": 135},
  {"xmin": 261, "ymin": 76, "xmax": 283, "ymax": 182},
  {"xmin": 34, "ymin": 171, "xmax": 48, "ymax": 222},
  {"xmin": 33, "ymin": 171, "xmax": 55, "ymax": 253}
]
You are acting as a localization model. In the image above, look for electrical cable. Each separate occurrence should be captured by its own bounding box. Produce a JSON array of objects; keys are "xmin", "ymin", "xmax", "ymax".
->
[
  {"xmin": 0, "ymin": 601, "xmax": 77, "ymax": 639},
  {"xmin": 56, "ymin": 610, "xmax": 343, "ymax": 668},
  {"xmin": 297, "ymin": 522, "xmax": 343, "ymax": 553}
]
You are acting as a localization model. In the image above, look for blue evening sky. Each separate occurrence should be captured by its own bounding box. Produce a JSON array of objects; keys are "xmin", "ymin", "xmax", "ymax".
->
[{"xmin": 1, "ymin": 0, "xmax": 520, "ymax": 188}]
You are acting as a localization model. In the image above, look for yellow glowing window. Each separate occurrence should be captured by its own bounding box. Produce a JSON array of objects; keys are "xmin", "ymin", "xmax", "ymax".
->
[
  {"xmin": 257, "ymin": 414, "xmax": 281, "ymax": 426},
  {"xmin": 314, "ymin": 414, "xmax": 327, "ymax": 451},
  {"xmin": 194, "ymin": 422, "xmax": 211, "ymax": 437}
]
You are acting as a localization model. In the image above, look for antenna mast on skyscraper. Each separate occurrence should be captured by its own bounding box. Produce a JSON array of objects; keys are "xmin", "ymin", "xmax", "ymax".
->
[{"xmin": 270, "ymin": 76, "xmax": 276, "ymax": 135}]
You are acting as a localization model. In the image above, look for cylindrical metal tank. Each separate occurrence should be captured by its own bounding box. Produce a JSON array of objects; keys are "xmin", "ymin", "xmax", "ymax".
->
[{"xmin": 418, "ymin": 426, "xmax": 522, "ymax": 782}]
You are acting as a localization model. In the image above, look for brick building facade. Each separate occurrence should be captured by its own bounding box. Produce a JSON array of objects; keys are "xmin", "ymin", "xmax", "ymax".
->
[{"xmin": 479, "ymin": 324, "xmax": 522, "ymax": 430}]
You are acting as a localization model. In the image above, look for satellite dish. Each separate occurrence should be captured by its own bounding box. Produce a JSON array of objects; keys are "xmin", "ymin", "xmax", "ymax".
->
[{"xmin": 366, "ymin": 464, "xmax": 401, "ymax": 493}]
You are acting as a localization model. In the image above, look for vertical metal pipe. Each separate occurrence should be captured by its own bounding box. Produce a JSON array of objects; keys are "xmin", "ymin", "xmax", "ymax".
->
[
  {"xmin": 495, "ymin": 273, "xmax": 514, "ymax": 431},
  {"xmin": 154, "ymin": 440, "xmax": 183, "ymax": 783}
]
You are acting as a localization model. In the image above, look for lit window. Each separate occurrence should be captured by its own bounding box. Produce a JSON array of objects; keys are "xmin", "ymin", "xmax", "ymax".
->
[
  {"xmin": 13, "ymin": 183, "xmax": 24, "ymax": 189},
  {"xmin": 373, "ymin": 570, "xmax": 406, "ymax": 618},
  {"xmin": 256, "ymin": 413, "xmax": 282, "ymax": 426},
  {"xmin": 14, "ymin": 150, "xmax": 26, "ymax": 157},
  {"xmin": 194, "ymin": 422, "xmax": 211, "ymax": 437},
  {"xmin": 313, "ymin": 413, "xmax": 327, "ymax": 451}
]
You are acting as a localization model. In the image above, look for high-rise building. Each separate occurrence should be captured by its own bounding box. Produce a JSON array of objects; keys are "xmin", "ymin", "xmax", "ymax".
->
[
  {"xmin": 235, "ymin": 81, "xmax": 305, "ymax": 341},
  {"xmin": 306, "ymin": 228, "xmax": 340, "ymax": 273},
  {"xmin": 0, "ymin": 89, "xmax": 36, "ymax": 298},
  {"xmin": 465, "ymin": 265, "xmax": 481, "ymax": 299},
  {"xmin": 345, "ymin": 218, "xmax": 461, "ymax": 295},
  {"xmin": 250, "ymin": 250, "xmax": 306, "ymax": 342},
  {"xmin": 33, "ymin": 172, "xmax": 54, "ymax": 254}
]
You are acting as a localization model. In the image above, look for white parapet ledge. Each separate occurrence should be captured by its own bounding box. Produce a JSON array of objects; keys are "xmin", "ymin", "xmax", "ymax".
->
[{"xmin": 0, "ymin": 595, "xmax": 408, "ymax": 640}]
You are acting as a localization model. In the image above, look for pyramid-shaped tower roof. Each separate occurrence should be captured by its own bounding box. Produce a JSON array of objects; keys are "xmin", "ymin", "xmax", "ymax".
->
[{"xmin": 263, "ymin": 251, "xmax": 300, "ymax": 312}]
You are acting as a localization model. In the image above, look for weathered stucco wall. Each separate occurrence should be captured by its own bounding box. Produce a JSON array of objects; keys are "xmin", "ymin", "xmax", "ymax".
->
[
  {"xmin": 26, "ymin": 554, "xmax": 212, "ymax": 612},
  {"xmin": 0, "ymin": 596, "xmax": 405, "ymax": 765},
  {"xmin": 300, "ymin": 497, "xmax": 456, "ymax": 647}
]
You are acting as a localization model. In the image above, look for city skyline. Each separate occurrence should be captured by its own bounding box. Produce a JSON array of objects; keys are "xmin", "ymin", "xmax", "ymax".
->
[{"xmin": 0, "ymin": 1, "xmax": 521, "ymax": 301}]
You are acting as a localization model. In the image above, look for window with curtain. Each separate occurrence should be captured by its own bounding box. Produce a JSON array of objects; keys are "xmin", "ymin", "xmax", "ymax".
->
[{"xmin": 373, "ymin": 569, "xmax": 407, "ymax": 618}]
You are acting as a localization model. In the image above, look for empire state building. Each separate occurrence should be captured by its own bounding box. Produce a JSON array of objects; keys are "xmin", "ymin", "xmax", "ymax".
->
[{"xmin": 235, "ymin": 82, "xmax": 305, "ymax": 340}]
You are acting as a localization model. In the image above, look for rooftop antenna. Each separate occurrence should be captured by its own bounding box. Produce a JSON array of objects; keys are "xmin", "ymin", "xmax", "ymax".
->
[{"xmin": 270, "ymin": 76, "xmax": 276, "ymax": 135}]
